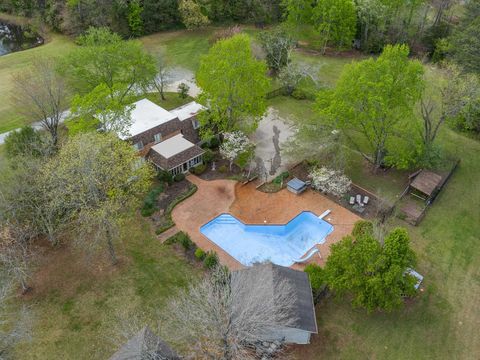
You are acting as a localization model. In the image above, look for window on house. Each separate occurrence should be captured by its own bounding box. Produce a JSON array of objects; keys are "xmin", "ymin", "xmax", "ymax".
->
[
  {"xmin": 192, "ymin": 119, "xmax": 200, "ymax": 130},
  {"xmin": 171, "ymin": 165, "xmax": 182, "ymax": 176},
  {"xmin": 133, "ymin": 141, "xmax": 143, "ymax": 151},
  {"xmin": 189, "ymin": 155, "xmax": 202, "ymax": 168},
  {"xmin": 154, "ymin": 133, "xmax": 162, "ymax": 143}
]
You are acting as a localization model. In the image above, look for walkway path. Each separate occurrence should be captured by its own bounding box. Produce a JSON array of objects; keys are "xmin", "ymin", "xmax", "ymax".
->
[{"xmin": 156, "ymin": 225, "xmax": 179, "ymax": 243}]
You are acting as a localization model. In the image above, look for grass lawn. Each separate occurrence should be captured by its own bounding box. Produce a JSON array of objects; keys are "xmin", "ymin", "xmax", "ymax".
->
[
  {"xmin": 0, "ymin": 32, "xmax": 76, "ymax": 134},
  {"xmin": 140, "ymin": 28, "xmax": 214, "ymax": 71},
  {"xmin": 12, "ymin": 214, "xmax": 200, "ymax": 359}
]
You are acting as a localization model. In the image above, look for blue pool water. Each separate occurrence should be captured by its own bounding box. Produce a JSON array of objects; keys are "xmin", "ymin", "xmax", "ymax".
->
[{"xmin": 200, "ymin": 211, "xmax": 333, "ymax": 266}]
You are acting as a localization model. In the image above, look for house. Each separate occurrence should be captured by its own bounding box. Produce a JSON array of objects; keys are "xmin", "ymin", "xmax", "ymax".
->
[
  {"xmin": 122, "ymin": 99, "xmax": 205, "ymax": 175},
  {"xmin": 232, "ymin": 263, "xmax": 318, "ymax": 345},
  {"xmin": 109, "ymin": 326, "xmax": 179, "ymax": 360}
]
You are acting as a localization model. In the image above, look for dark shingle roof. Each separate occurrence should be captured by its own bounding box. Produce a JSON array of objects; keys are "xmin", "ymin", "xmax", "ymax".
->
[
  {"xmin": 109, "ymin": 326, "xmax": 179, "ymax": 360},
  {"xmin": 410, "ymin": 170, "xmax": 443, "ymax": 196},
  {"xmin": 232, "ymin": 263, "xmax": 318, "ymax": 333}
]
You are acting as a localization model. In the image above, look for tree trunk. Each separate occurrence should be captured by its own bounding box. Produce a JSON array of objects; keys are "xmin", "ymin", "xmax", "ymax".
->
[{"xmin": 160, "ymin": 84, "xmax": 166, "ymax": 100}]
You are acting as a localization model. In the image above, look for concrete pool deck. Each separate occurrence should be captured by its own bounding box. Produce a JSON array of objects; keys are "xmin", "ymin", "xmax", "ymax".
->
[{"xmin": 171, "ymin": 175, "xmax": 361, "ymax": 270}]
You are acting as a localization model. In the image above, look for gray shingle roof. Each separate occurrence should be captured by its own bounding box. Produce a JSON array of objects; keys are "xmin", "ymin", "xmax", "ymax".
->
[
  {"xmin": 232, "ymin": 263, "xmax": 318, "ymax": 333},
  {"xmin": 109, "ymin": 326, "xmax": 179, "ymax": 360}
]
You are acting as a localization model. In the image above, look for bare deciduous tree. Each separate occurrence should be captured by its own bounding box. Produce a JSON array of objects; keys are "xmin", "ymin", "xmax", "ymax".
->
[
  {"xmin": 0, "ymin": 272, "xmax": 33, "ymax": 358},
  {"xmin": 162, "ymin": 265, "xmax": 296, "ymax": 359},
  {"xmin": 278, "ymin": 62, "xmax": 318, "ymax": 95},
  {"xmin": 11, "ymin": 56, "xmax": 69, "ymax": 147},
  {"xmin": 419, "ymin": 64, "xmax": 477, "ymax": 150},
  {"xmin": 147, "ymin": 56, "xmax": 171, "ymax": 101}
]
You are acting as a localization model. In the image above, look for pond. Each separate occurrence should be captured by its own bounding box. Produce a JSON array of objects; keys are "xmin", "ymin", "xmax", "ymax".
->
[{"xmin": 0, "ymin": 21, "xmax": 43, "ymax": 56}]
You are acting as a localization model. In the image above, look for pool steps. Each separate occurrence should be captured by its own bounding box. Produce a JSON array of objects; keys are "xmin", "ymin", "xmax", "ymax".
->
[{"xmin": 293, "ymin": 247, "xmax": 320, "ymax": 263}]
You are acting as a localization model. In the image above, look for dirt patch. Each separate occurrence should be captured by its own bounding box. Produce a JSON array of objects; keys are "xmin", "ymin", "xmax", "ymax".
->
[{"xmin": 22, "ymin": 237, "xmax": 126, "ymax": 301}]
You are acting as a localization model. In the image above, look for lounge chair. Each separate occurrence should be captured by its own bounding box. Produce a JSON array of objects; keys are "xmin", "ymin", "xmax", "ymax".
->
[
  {"xmin": 349, "ymin": 196, "xmax": 355, "ymax": 205},
  {"xmin": 356, "ymin": 194, "xmax": 363, "ymax": 206},
  {"xmin": 363, "ymin": 196, "xmax": 370, "ymax": 205}
]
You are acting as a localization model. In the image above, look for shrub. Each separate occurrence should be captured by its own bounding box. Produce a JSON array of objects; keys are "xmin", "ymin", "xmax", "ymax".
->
[
  {"xmin": 273, "ymin": 171, "xmax": 289, "ymax": 185},
  {"xmin": 218, "ymin": 165, "xmax": 228, "ymax": 173},
  {"xmin": 304, "ymin": 263, "xmax": 325, "ymax": 292},
  {"xmin": 194, "ymin": 248, "xmax": 206, "ymax": 261},
  {"xmin": 174, "ymin": 173, "xmax": 186, "ymax": 182},
  {"xmin": 178, "ymin": 232, "xmax": 194, "ymax": 250},
  {"xmin": 157, "ymin": 169, "xmax": 173, "ymax": 185},
  {"xmin": 203, "ymin": 149, "xmax": 214, "ymax": 163},
  {"xmin": 177, "ymin": 82, "xmax": 190, "ymax": 99},
  {"xmin": 4, "ymin": 126, "xmax": 45, "ymax": 158},
  {"xmin": 352, "ymin": 220, "xmax": 374, "ymax": 239},
  {"xmin": 209, "ymin": 137, "xmax": 220, "ymax": 149},
  {"xmin": 309, "ymin": 167, "xmax": 351, "ymax": 197},
  {"xmin": 193, "ymin": 164, "xmax": 206, "ymax": 175},
  {"xmin": 204, "ymin": 251, "xmax": 219, "ymax": 269},
  {"xmin": 140, "ymin": 185, "xmax": 164, "ymax": 217}
]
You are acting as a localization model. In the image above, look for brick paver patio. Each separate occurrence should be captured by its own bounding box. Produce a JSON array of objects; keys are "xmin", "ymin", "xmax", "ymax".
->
[{"xmin": 172, "ymin": 175, "xmax": 361, "ymax": 270}]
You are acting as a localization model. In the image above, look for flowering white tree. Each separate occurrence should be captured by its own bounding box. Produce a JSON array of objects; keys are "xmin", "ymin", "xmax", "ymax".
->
[
  {"xmin": 309, "ymin": 167, "xmax": 351, "ymax": 197},
  {"xmin": 220, "ymin": 131, "xmax": 254, "ymax": 171}
]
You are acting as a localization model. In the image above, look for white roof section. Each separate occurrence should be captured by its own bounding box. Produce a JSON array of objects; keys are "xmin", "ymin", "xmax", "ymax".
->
[
  {"xmin": 151, "ymin": 134, "xmax": 195, "ymax": 159},
  {"xmin": 170, "ymin": 101, "xmax": 205, "ymax": 121},
  {"xmin": 122, "ymin": 99, "xmax": 177, "ymax": 139}
]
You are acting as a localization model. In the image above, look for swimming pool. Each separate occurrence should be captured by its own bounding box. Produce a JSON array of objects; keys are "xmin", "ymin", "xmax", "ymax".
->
[{"xmin": 200, "ymin": 211, "xmax": 333, "ymax": 266}]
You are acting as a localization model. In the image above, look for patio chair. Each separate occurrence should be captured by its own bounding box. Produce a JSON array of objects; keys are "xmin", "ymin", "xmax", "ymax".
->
[
  {"xmin": 356, "ymin": 194, "xmax": 363, "ymax": 206},
  {"xmin": 363, "ymin": 196, "xmax": 370, "ymax": 205}
]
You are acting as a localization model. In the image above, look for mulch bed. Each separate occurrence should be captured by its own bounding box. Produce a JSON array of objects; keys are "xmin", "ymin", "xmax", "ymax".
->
[
  {"xmin": 198, "ymin": 158, "xmax": 245, "ymax": 181},
  {"xmin": 149, "ymin": 180, "xmax": 190, "ymax": 227},
  {"xmin": 157, "ymin": 181, "xmax": 190, "ymax": 210}
]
